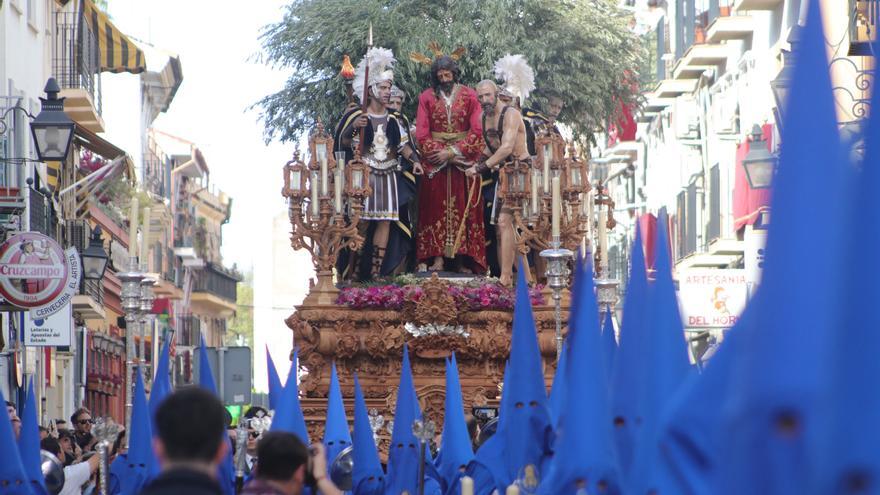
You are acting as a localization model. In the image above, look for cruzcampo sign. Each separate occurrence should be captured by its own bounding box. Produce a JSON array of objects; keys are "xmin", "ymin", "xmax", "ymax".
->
[{"xmin": 0, "ymin": 232, "xmax": 81, "ymax": 319}]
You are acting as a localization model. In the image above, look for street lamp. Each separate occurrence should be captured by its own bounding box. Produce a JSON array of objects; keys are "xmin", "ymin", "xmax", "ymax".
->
[
  {"xmin": 81, "ymin": 226, "xmax": 110, "ymax": 280},
  {"xmin": 742, "ymin": 124, "xmax": 777, "ymax": 189},
  {"xmin": 770, "ymin": 25, "xmax": 801, "ymax": 131},
  {"xmin": 29, "ymin": 78, "xmax": 75, "ymax": 162}
]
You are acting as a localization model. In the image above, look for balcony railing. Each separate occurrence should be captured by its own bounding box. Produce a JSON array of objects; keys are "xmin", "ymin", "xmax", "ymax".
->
[
  {"xmin": 177, "ymin": 315, "xmax": 200, "ymax": 347},
  {"xmin": 192, "ymin": 263, "xmax": 239, "ymax": 303},
  {"xmin": 80, "ymin": 278, "xmax": 104, "ymax": 306},
  {"xmin": 54, "ymin": 11, "xmax": 102, "ymax": 114},
  {"xmin": 30, "ymin": 187, "xmax": 58, "ymax": 240}
]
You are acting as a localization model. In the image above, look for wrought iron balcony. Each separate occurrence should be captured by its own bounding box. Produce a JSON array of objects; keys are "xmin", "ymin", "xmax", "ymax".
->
[
  {"xmin": 53, "ymin": 11, "xmax": 103, "ymax": 131},
  {"xmin": 192, "ymin": 262, "xmax": 239, "ymax": 303},
  {"xmin": 178, "ymin": 315, "xmax": 201, "ymax": 348},
  {"xmin": 850, "ymin": 0, "xmax": 879, "ymax": 55}
]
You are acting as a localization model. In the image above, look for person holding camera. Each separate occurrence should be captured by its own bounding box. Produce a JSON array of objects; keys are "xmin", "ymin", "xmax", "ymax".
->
[{"xmin": 242, "ymin": 431, "xmax": 343, "ymax": 495}]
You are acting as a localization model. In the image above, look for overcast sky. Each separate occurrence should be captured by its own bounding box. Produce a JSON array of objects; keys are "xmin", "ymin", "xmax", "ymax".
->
[{"xmin": 109, "ymin": 0, "xmax": 293, "ymax": 274}]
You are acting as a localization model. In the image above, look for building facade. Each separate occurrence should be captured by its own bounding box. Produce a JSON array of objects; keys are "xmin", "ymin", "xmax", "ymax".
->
[{"xmin": 594, "ymin": 0, "xmax": 875, "ymax": 357}]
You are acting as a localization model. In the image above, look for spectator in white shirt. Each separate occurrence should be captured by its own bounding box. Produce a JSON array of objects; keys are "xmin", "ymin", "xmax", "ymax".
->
[{"xmin": 41, "ymin": 436, "xmax": 99, "ymax": 495}]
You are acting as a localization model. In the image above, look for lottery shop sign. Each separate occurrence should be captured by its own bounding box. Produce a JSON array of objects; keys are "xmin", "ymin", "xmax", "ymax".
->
[{"xmin": 0, "ymin": 232, "xmax": 81, "ymax": 319}]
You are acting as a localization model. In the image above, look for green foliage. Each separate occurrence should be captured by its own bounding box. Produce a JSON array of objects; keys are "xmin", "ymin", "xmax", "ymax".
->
[
  {"xmin": 229, "ymin": 269, "xmax": 254, "ymax": 348},
  {"xmin": 256, "ymin": 0, "xmax": 645, "ymax": 143}
]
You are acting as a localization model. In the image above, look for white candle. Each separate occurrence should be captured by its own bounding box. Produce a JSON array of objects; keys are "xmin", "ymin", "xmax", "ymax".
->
[
  {"xmin": 335, "ymin": 152, "xmax": 346, "ymax": 214},
  {"xmin": 318, "ymin": 144, "xmax": 329, "ymax": 196},
  {"xmin": 334, "ymin": 173, "xmax": 343, "ymax": 214},
  {"xmin": 531, "ymin": 170, "xmax": 540, "ymax": 216},
  {"xmin": 552, "ymin": 176, "xmax": 561, "ymax": 240},
  {"xmin": 310, "ymin": 171, "xmax": 320, "ymax": 216},
  {"xmin": 460, "ymin": 476, "xmax": 474, "ymax": 495},
  {"xmin": 128, "ymin": 197, "xmax": 139, "ymax": 256},
  {"xmin": 542, "ymin": 144, "xmax": 551, "ymax": 194},
  {"xmin": 139, "ymin": 207, "xmax": 152, "ymax": 268}
]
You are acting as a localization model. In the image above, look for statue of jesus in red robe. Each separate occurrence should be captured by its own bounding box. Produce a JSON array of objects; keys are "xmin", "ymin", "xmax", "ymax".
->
[{"xmin": 415, "ymin": 56, "xmax": 487, "ymax": 274}]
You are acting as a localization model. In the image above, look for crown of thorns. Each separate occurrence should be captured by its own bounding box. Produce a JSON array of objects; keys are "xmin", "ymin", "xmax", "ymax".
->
[{"xmin": 409, "ymin": 42, "xmax": 467, "ymax": 66}]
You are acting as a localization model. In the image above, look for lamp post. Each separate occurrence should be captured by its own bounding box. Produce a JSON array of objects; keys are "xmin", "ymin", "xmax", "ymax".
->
[
  {"xmin": 770, "ymin": 25, "xmax": 801, "ymax": 131},
  {"xmin": 29, "ymin": 78, "xmax": 76, "ymax": 163},
  {"xmin": 742, "ymin": 124, "xmax": 778, "ymax": 189},
  {"xmin": 81, "ymin": 226, "xmax": 110, "ymax": 280}
]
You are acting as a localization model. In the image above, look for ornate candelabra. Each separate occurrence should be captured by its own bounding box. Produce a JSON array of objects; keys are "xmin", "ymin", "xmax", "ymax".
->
[
  {"xmin": 590, "ymin": 157, "xmax": 622, "ymax": 316},
  {"xmin": 499, "ymin": 132, "xmax": 589, "ymax": 284},
  {"xmin": 93, "ymin": 417, "xmax": 122, "ymax": 495},
  {"xmin": 283, "ymin": 122, "xmax": 371, "ymax": 305},
  {"xmin": 540, "ymin": 239, "xmax": 573, "ymax": 359},
  {"xmin": 117, "ymin": 256, "xmax": 144, "ymax": 448}
]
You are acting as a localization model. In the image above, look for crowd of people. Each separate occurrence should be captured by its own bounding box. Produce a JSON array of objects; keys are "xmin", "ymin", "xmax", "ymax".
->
[
  {"xmin": 3, "ymin": 386, "xmax": 343, "ymax": 495},
  {"xmin": 333, "ymin": 48, "xmax": 563, "ymax": 286}
]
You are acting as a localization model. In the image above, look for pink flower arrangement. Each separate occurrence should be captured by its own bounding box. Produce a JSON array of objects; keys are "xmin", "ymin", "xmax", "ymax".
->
[{"xmin": 336, "ymin": 282, "xmax": 545, "ymax": 311}]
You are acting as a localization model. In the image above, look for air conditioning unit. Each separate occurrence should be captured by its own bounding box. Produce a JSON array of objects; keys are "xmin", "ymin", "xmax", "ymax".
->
[
  {"xmin": 711, "ymin": 85, "xmax": 739, "ymax": 135},
  {"xmin": 674, "ymin": 95, "xmax": 700, "ymax": 139}
]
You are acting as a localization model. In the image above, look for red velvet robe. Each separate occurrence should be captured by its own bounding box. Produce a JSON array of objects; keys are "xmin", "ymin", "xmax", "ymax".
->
[{"xmin": 415, "ymin": 84, "xmax": 487, "ymax": 272}]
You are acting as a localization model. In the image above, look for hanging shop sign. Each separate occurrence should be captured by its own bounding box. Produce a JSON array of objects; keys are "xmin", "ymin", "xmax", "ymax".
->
[
  {"xmin": 0, "ymin": 232, "xmax": 81, "ymax": 319},
  {"xmin": 24, "ymin": 303, "xmax": 73, "ymax": 346},
  {"xmin": 678, "ymin": 269, "xmax": 748, "ymax": 329}
]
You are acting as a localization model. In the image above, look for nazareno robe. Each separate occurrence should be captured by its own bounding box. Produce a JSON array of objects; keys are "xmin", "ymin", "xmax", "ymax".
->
[
  {"xmin": 333, "ymin": 107, "xmax": 418, "ymax": 280},
  {"xmin": 415, "ymin": 84, "xmax": 487, "ymax": 273}
]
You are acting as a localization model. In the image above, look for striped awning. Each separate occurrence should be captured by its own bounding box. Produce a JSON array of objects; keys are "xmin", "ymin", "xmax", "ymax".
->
[{"xmin": 80, "ymin": 0, "xmax": 146, "ymax": 74}]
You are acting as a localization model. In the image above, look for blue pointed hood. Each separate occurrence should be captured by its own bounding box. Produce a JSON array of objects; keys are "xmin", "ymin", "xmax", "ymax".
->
[
  {"xmin": 610, "ymin": 225, "xmax": 650, "ymax": 474},
  {"xmin": 385, "ymin": 345, "xmax": 422, "ymax": 495},
  {"xmin": 122, "ymin": 367, "xmax": 153, "ymax": 494},
  {"xmin": 630, "ymin": 212, "xmax": 698, "ymax": 493},
  {"xmin": 324, "ymin": 362, "xmax": 352, "ymax": 465},
  {"xmin": 656, "ymin": 310, "xmax": 751, "ymax": 494},
  {"xmin": 437, "ymin": 354, "xmax": 474, "ymax": 489},
  {"xmin": 547, "ymin": 340, "xmax": 567, "ymax": 429},
  {"xmin": 267, "ymin": 346, "xmax": 284, "ymax": 411},
  {"xmin": 0, "ymin": 388, "xmax": 31, "ymax": 494},
  {"xmin": 539, "ymin": 258, "xmax": 620, "ymax": 494},
  {"xmin": 352, "ymin": 374, "xmax": 385, "ymax": 495},
  {"xmin": 199, "ymin": 334, "xmax": 217, "ymax": 394},
  {"xmin": 270, "ymin": 350, "xmax": 310, "ymax": 444},
  {"xmin": 601, "ymin": 309, "xmax": 617, "ymax": 379},
  {"xmin": 17, "ymin": 379, "xmax": 45, "ymax": 495},
  {"xmin": 548, "ymin": 252, "xmax": 585, "ymax": 428},
  {"xmin": 469, "ymin": 265, "xmax": 552, "ymax": 493},
  {"xmin": 149, "ymin": 339, "xmax": 172, "ymax": 429},
  {"xmin": 814, "ymin": 35, "xmax": 880, "ymax": 494},
  {"xmin": 718, "ymin": 2, "xmax": 847, "ymax": 493}
]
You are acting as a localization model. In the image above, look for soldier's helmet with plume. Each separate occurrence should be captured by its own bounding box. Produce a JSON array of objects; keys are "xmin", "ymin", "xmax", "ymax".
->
[
  {"xmin": 493, "ymin": 54, "xmax": 536, "ymax": 105},
  {"xmin": 353, "ymin": 47, "xmax": 396, "ymax": 104}
]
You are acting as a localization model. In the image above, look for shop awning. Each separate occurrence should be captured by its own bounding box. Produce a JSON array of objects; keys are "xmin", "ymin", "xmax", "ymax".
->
[
  {"xmin": 733, "ymin": 124, "xmax": 773, "ymax": 231},
  {"xmin": 81, "ymin": 0, "xmax": 147, "ymax": 74}
]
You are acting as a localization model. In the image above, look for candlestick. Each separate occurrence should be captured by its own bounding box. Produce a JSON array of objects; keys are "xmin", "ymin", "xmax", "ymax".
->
[
  {"xmin": 460, "ymin": 477, "xmax": 474, "ymax": 495},
  {"xmin": 551, "ymin": 176, "xmax": 561, "ymax": 240},
  {"xmin": 310, "ymin": 171, "xmax": 320, "ymax": 216},
  {"xmin": 139, "ymin": 207, "xmax": 152, "ymax": 268},
  {"xmin": 318, "ymin": 144, "xmax": 329, "ymax": 196},
  {"xmin": 128, "ymin": 198, "xmax": 138, "ymax": 257},
  {"xmin": 542, "ymin": 144, "xmax": 551, "ymax": 194}
]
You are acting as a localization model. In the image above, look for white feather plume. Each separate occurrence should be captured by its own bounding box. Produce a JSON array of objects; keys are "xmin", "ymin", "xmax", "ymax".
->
[
  {"xmin": 353, "ymin": 47, "xmax": 396, "ymax": 104},
  {"xmin": 493, "ymin": 54, "xmax": 536, "ymax": 102}
]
